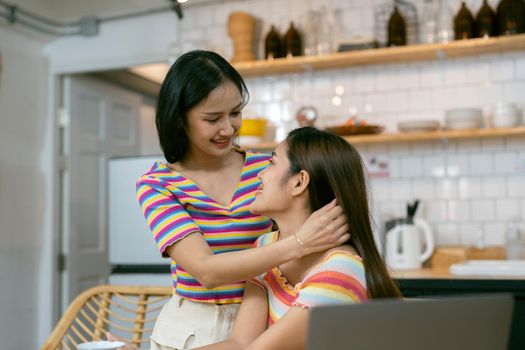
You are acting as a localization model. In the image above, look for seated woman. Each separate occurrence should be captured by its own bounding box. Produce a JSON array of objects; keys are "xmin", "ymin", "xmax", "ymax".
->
[
  {"xmin": 193, "ymin": 127, "xmax": 401, "ymax": 350},
  {"xmin": 111, "ymin": 127, "xmax": 400, "ymax": 349}
]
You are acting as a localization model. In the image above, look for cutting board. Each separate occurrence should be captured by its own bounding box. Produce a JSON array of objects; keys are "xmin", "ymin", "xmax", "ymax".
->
[{"xmin": 430, "ymin": 246, "xmax": 505, "ymax": 269}]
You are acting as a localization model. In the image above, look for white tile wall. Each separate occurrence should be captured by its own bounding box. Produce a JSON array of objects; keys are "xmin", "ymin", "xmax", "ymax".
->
[
  {"xmin": 482, "ymin": 177, "xmax": 506, "ymax": 198},
  {"xmin": 181, "ymin": 0, "xmax": 525, "ymax": 247}
]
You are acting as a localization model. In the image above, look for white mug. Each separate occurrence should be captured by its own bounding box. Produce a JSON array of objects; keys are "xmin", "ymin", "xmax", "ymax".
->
[
  {"xmin": 77, "ymin": 341, "xmax": 125, "ymax": 350},
  {"xmin": 491, "ymin": 102, "xmax": 519, "ymax": 128}
]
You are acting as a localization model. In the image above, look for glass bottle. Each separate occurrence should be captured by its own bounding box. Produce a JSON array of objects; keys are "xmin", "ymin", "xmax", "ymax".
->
[
  {"xmin": 436, "ymin": 0, "xmax": 454, "ymax": 42},
  {"xmin": 302, "ymin": 10, "xmax": 319, "ymax": 56},
  {"xmin": 317, "ymin": 6, "xmax": 334, "ymax": 55},
  {"xmin": 476, "ymin": 0, "xmax": 497, "ymax": 38},
  {"xmin": 283, "ymin": 22, "xmax": 302, "ymax": 57},
  {"xmin": 505, "ymin": 218, "xmax": 525, "ymax": 260},
  {"xmin": 454, "ymin": 2, "xmax": 476, "ymax": 40},
  {"xmin": 420, "ymin": 0, "xmax": 438, "ymax": 44},
  {"xmin": 497, "ymin": 0, "xmax": 525, "ymax": 35},
  {"xmin": 264, "ymin": 25, "xmax": 282, "ymax": 60},
  {"xmin": 387, "ymin": 6, "xmax": 407, "ymax": 46}
]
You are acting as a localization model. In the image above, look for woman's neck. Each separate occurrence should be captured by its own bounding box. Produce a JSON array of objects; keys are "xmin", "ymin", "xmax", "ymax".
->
[
  {"xmin": 179, "ymin": 148, "xmax": 241, "ymax": 171},
  {"xmin": 274, "ymin": 208, "xmax": 310, "ymax": 241}
]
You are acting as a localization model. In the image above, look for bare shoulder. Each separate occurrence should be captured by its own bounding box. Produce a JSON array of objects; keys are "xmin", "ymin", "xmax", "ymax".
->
[{"xmin": 323, "ymin": 245, "xmax": 361, "ymax": 260}]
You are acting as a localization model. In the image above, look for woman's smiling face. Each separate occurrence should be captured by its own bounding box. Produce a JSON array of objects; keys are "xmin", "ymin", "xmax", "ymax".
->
[
  {"xmin": 184, "ymin": 80, "xmax": 243, "ymax": 159},
  {"xmin": 249, "ymin": 142, "xmax": 296, "ymax": 217}
]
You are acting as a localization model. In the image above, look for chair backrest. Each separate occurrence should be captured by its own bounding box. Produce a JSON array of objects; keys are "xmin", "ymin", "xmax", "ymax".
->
[{"xmin": 41, "ymin": 285, "xmax": 173, "ymax": 350}]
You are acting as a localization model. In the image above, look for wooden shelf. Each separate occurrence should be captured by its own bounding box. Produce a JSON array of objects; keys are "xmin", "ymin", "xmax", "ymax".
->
[
  {"xmin": 344, "ymin": 125, "xmax": 525, "ymax": 144},
  {"xmin": 243, "ymin": 126, "xmax": 525, "ymax": 150},
  {"xmin": 234, "ymin": 34, "xmax": 525, "ymax": 77}
]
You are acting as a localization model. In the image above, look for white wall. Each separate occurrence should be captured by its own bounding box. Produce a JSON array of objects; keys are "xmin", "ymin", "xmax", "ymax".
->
[
  {"xmin": 0, "ymin": 25, "xmax": 49, "ymax": 350},
  {"xmin": 139, "ymin": 100, "xmax": 162, "ymax": 156},
  {"xmin": 168, "ymin": 0, "xmax": 525, "ymax": 246}
]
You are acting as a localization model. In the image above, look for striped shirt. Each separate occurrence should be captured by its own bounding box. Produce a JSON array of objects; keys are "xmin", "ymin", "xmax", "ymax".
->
[
  {"xmin": 251, "ymin": 231, "xmax": 368, "ymax": 326},
  {"xmin": 136, "ymin": 150, "xmax": 273, "ymax": 304}
]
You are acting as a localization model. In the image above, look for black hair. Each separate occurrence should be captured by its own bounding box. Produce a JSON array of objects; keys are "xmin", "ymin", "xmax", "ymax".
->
[
  {"xmin": 285, "ymin": 127, "xmax": 401, "ymax": 299},
  {"xmin": 156, "ymin": 50, "xmax": 249, "ymax": 163}
]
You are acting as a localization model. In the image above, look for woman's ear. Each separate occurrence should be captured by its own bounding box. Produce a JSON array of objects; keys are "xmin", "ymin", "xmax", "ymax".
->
[{"xmin": 291, "ymin": 170, "xmax": 310, "ymax": 196}]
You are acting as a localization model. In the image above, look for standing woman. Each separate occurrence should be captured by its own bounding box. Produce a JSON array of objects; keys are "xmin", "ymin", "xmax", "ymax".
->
[{"xmin": 135, "ymin": 51, "xmax": 349, "ymax": 350}]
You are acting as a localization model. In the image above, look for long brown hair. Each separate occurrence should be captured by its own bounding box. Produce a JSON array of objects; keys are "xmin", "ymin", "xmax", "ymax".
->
[{"xmin": 285, "ymin": 127, "xmax": 401, "ymax": 299}]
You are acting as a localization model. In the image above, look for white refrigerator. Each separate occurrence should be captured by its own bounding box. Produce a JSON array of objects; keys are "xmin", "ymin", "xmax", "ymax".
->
[{"xmin": 108, "ymin": 156, "xmax": 172, "ymax": 287}]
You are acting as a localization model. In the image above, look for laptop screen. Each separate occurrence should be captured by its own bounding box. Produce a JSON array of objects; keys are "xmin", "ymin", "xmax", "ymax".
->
[{"xmin": 306, "ymin": 294, "xmax": 513, "ymax": 350}]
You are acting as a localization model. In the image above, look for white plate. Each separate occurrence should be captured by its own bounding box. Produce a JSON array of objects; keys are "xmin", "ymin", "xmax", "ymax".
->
[
  {"xmin": 446, "ymin": 119, "xmax": 483, "ymax": 130},
  {"xmin": 450, "ymin": 260, "xmax": 525, "ymax": 277},
  {"xmin": 444, "ymin": 108, "xmax": 484, "ymax": 130},
  {"xmin": 398, "ymin": 120, "xmax": 440, "ymax": 133},
  {"xmin": 77, "ymin": 341, "xmax": 126, "ymax": 350}
]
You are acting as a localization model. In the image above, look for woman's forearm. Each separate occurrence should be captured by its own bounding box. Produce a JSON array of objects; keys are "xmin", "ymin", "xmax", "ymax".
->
[
  {"xmin": 166, "ymin": 200, "xmax": 348, "ymax": 288},
  {"xmin": 166, "ymin": 233, "xmax": 302, "ymax": 288}
]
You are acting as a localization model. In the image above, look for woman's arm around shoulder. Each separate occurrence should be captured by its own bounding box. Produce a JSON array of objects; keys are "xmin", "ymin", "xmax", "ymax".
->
[
  {"xmin": 165, "ymin": 200, "xmax": 350, "ymax": 289},
  {"xmin": 138, "ymin": 174, "xmax": 349, "ymax": 288}
]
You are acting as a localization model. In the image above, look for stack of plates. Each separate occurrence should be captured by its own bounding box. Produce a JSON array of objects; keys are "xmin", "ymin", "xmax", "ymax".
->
[
  {"xmin": 398, "ymin": 120, "xmax": 440, "ymax": 133},
  {"xmin": 444, "ymin": 108, "xmax": 484, "ymax": 130}
]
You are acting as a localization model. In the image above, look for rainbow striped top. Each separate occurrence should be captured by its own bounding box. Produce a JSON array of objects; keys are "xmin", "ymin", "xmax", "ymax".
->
[
  {"xmin": 136, "ymin": 151, "xmax": 273, "ymax": 304},
  {"xmin": 251, "ymin": 231, "xmax": 368, "ymax": 326}
]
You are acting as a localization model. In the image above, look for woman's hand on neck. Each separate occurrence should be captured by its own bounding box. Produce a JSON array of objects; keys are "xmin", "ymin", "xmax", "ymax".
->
[{"xmin": 274, "ymin": 204, "xmax": 311, "ymax": 241}]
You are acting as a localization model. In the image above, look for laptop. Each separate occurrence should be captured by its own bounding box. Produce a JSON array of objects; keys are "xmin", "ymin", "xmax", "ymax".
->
[{"xmin": 306, "ymin": 294, "xmax": 514, "ymax": 350}]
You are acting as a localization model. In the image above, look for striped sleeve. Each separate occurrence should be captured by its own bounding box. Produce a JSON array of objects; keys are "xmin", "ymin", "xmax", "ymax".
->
[
  {"xmin": 136, "ymin": 175, "xmax": 200, "ymax": 257},
  {"xmin": 249, "ymin": 274, "xmax": 268, "ymax": 292},
  {"xmin": 293, "ymin": 252, "xmax": 368, "ymax": 308},
  {"xmin": 247, "ymin": 232, "xmax": 275, "ymax": 292}
]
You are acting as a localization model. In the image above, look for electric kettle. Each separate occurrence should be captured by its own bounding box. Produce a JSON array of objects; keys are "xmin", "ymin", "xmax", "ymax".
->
[{"xmin": 384, "ymin": 201, "xmax": 435, "ymax": 270}]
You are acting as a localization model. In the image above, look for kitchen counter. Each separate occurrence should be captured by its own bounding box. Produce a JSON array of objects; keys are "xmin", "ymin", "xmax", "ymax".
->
[
  {"xmin": 391, "ymin": 267, "xmax": 525, "ymax": 350},
  {"xmin": 391, "ymin": 267, "xmax": 525, "ymax": 280}
]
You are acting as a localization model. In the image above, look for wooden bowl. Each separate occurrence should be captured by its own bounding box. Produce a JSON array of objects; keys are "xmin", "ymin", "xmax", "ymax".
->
[{"xmin": 324, "ymin": 124, "xmax": 384, "ymax": 136}]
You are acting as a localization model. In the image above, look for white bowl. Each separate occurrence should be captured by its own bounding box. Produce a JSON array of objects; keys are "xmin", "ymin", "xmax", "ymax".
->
[
  {"xmin": 492, "ymin": 113, "xmax": 519, "ymax": 128},
  {"xmin": 491, "ymin": 102, "xmax": 519, "ymax": 128},
  {"xmin": 398, "ymin": 120, "xmax": 440, "ymax": 133},
  {"xmin": 77, "ymin": 341, "xmax": 125, "ymax": 350},
  {"xmin": 444, "ymin": 108, "xmax": 483, "ymax": 130}
]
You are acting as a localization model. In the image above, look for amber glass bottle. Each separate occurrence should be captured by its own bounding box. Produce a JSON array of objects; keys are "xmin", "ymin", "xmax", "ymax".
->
[
  {"xmin": 476, "ymin": 0, "xmax": 497, "ymax": 37},
  {"xmin": 454, "ymin": 2, "xmax": 476, "ymax": 39},
  {"xmin": 283, "ymin": 22, "xmax": 302, "ymax": 57},
  {"xmin": 387, "ymin": 6, "xmax": 407, "ymax": 46},
  {"xmin": 497, "ymin": 0, "xmax": 525, "ymax": 35},
  {"xmin": 265, "ymin": 25, "xmax": 282, "ymax": 59}
]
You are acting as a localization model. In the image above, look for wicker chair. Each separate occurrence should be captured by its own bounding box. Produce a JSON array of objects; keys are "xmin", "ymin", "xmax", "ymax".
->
[{"xmin": 41, "ymin": 285, "xmax": 173, "ymax": 350}]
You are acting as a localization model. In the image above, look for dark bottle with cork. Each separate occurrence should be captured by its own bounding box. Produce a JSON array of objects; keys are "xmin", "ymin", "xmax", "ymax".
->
[
  {"xmin": 387, "ymin": 6, "xmax": 407, "ymax": 46},
  {"xmin": 454, "ymin": 2, "xmax": 476, "ymax": 39},
  {"xmin": 265, "ymin": 25, "xmax": 282, "ymax": 59},
  {"xmin": 497, "ymin": 0, "xmax": 525, "ymax": 35},
  {"xmin": 283, "ymin": 22, "xmax": 302, "ymax": 57},
  {"xmin": 476, "ymin": 0, "xmax": 497, "ymax": 38}
]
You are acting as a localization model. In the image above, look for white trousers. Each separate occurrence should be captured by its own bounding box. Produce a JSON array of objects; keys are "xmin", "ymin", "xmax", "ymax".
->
[{"xmin": 150, "ymin": 294, "xmax": 240, "ymax": 350}]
